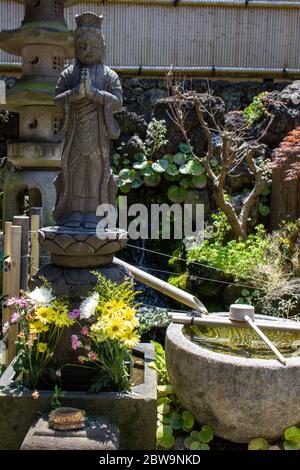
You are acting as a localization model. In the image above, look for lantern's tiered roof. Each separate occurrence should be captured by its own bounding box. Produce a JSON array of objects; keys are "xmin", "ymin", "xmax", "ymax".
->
[{"xmin": 0, "ymin": 19, "xmax": 74, "ymax": 58}]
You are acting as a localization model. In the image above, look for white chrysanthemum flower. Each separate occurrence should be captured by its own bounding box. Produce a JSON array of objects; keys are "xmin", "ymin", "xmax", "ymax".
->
[
  {"xmin": 28, "ymin": 287, "xmax": 55, "ymax": 306},
  {"xmin": 79, "ymin": 292, "xmax": 99, "ymax": 319}
]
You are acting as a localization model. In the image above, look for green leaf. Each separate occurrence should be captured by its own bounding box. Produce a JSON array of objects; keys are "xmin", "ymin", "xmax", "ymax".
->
[
  {"xmin": 179, "ymin": 178, "xmax": 193, "ymax": 189},
  {"xmin": 179, "ymin": 161, "xmax": 194, "ymax": 175},
  {"xmin": 134, "ymin": 152, "xmax": 147, "ymax": 162},
  {"xmin": 144, "ymin": 173, "xmax": 161, "ymax": 187},
  {"xmin": 192, "ymin": 161, "xmax": 205, "ymax": 176},
  {"xmin": 156, "ymin": 425, "xmax": 174, "ymax": 450},
  {"xmin": 184, "ymin": 436, "xmax": 194, "ymax": 450},
  {"xmin": 166, "ymin": 163, "xmax": 179, "ymax": 176},
  {"xmin": 179, "ymin": 143, "xmax": 191, "ymax": 153},
  {"xmin": 190, "ymin": 442, "xmax": 210, "ymax": 450},
  {"xmin": 173, "ymin": 152, "xmax": 187, "ymax": 165},
  {"xmin": 142, "ymin": 165, "xmax": 154, "ymax": 177},
  {"xmin": 133, "ymin": 160, "xmax": 149, "ymax": 170},
  {"xmin": 167, "ymin": 185, "xmax": 187, "ymax": 203},
  {"xmin": 258, "ymin": 203, "xmax": 270, "ymax": 217},
  {"xmin": 198, "ymin": 425, "xmax": 214, "ymax": 443},
  {"xmin": 131, "ymin": 178, "xmax": 143, "ymax": 189},
  {"xmin": 157, "ymin": 397, "xmax": 171, "ymax": 406},
  {"xmin": 182, "ymin": 410, "xmax": 195, "ymax": 431},
  {"xmin": 248, "ymin": 437, "xmax": 269, "ymax": 450},
  {"xmin": 210, "ymin": 158, "xmax": 219, "ymax": 167},
  {"xmin": 284, "ymin": 426, "xmax": 300, "ymax": 442},
  {"xmin": 235, "ymin": 297, "xmax": 245, "ymax": 304},
  {"xmin": 192, "ymin": 174, "xmax": 207, "ymax": 189},
  {"xmin": 157, "ymin": 385, "xmax": 174, "ymax": 397},
  {"xmin": 152, "ymin": 160, "xmax": 169, "ymax": 173},
  {"xmin": 170, "ymin": 411, "xmax": 183, "ymax": 430},
  {"xmin": 283, "ymin": 440, "xmax": 300, "ymax": 450},
  {"xmin": 120, "ymin": 183, "xmax": 132, "ymax": 193},
  {"xmin": 241, "ymin": 289, "xmax": 250, "ymax": 297}
]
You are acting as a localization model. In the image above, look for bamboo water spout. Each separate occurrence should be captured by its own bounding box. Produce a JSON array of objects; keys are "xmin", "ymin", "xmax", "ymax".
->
[{"xmin": 113, "ymin": 257, "xmax": 208, "ymax": 314}]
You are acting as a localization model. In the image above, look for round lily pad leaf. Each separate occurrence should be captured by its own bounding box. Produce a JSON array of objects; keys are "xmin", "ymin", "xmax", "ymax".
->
[
  {"xmin": 166, "ymin": 163, "xmax": 179, "ymax": 176},
  {"xmin": 132, "ymin": 177, "xmax": 143, "ymax": 189},
  {"xmin": 134, "ymin": 152, "xmax": 147, "ymax": 162},
  {"xmin": 179, "ymin": 160, "xmax": 194, "ymax": 175},
  {"xmin": 182, "ymin": 410, "xmax": 195, "ymax": 431},
  {"xmin": 144, "ymin": 173, "xmax": 161, "ymax": 187},
  {"xmin": 248, "ymin": 437, "xmax": 269, "ymax": 450},
  {"xmin": 152, "ymin": 159, "xmax": 169, "ymax": 173},
  {"xmin": 170, "ymin": 411, "xmax": 183, "ymax": 430},
  {"xmin": 120, "ymin": 183, "xmax": 132, "ymax": 193},
  {"xmin": 167, "ymin": 185, "xmax": 187, "ymax": 203},
  {"xmin": 133, "ymin": 160, "xmax": 149, "ymax": 170},
  {"xmin": 190, "ymin": 442, "xmax": 210, "ymax": 450},
  {"xmin": 173, "ymin": 152, "xmax": 187, "ymax": 165},
  {"xmin": 283, "ymin": 441, "xmax": 300, "ymax": 450},
  {"xmin": 179, "ymin": 178, "xmax": 192, "ymax": 188},
  {"xmin": 284, "ymin": 426, "xmax": 300, "ymax": 442},
  {"xmin": 184, "ymin": 436, "xmax": 194, "ymax": 449},
  {"xmin": 179, "ymin": 143, "xmax": 191, "ymax": 153},
  {"xmin": 192, "ymin": 174, "xmax": 207, "ymax": 188},
  {"xmin": 157, "ymin": 403, "xmax": 170, "ymax": 415},
  {"xmin": 199, "ymin": 425, "xmax": 214, "ymax": 443},
  {"xmin": 156, "ymin": 425, "xmax": 174, "ymax": 450}
]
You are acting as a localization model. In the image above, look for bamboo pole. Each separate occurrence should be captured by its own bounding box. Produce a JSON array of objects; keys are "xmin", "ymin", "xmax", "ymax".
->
[
  {"xmin": 30, "ymin": 213, "xmax": 40, "ymax": 278},
  {"xmin": 114, "ymin": 257, "xmax": 208, "ymax": 314},
  {"xmin": 169, "ymin": 313, "xmax": 300, "ymax": 332},
  {"xmin": 6, "ymin": 225, "xmax": 21, "ymax": 364},
  {"xmin": 2, "ymin": 222, "xmax": 11, "ymax": 365},
  {"xmin": 13, "ymin": 215, "xmax": 29, "ymax": 291}
]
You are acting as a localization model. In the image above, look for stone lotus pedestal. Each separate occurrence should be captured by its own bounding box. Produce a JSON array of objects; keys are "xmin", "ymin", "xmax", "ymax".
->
[{"xmin": 32, "ymin": 225, "xmax": 129, "ymax": 302}]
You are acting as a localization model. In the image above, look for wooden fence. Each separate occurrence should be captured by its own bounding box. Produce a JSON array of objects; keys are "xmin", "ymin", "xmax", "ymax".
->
[{"xmin": 1, "ymin": 208, "xmax": 42, "ymax": 366}]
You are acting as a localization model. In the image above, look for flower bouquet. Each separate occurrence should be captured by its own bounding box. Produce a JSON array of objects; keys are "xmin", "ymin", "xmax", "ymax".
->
[
  {"xmin": 66, "ymin": 274, "xmax": 140, "ymax": 393},
  {"xmin": 3, "ymin": 287, "xmax": 75, "ymax": 389}
]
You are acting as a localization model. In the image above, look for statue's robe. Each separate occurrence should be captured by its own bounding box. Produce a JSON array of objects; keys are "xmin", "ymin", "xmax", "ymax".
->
[{"xmin": 53, "ymin": 61, "xmax": 122, "ymax": 222}]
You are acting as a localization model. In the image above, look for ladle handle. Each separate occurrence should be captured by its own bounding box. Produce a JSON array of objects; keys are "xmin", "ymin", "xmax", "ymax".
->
[{"xmin": 244, "ymin": 315, "xmax": 287, "ymax": 365}]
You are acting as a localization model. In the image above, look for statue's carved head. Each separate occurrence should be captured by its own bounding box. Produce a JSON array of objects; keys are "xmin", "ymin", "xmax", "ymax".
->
[{"xmin": 75, "ymin": 12, "xmax": 106, "ymax": 65}]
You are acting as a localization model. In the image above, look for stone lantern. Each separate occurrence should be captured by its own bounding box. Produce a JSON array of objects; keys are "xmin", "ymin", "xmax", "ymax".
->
[{"xmin": 0, "ymin": 0, "xmax": 74, "ymax": 224}]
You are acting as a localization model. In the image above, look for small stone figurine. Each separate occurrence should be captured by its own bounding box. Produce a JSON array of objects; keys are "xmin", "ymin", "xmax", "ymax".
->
[{"xmin": 53, "ymin": 12, "xmax": 123, "ymax": 229}]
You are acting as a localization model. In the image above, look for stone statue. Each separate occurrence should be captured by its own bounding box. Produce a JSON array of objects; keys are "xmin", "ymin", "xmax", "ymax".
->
[{"xmin": 53, "ymin": 12, "xmax": 123, "ymax": 229}]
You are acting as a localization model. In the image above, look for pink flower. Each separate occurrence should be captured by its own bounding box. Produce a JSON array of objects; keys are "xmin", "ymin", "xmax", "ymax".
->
[
  {"xmin": 71, "ymin": 334, "xmax": 81, "ymax": 350},
  {"xmin": 10, "ymin": 312, "xmax": 20, "ymax": 324},
  {"xmin": 88, "ymin": 351, "xmax": 98, "ymax": 361},
  {"xmin": 31, "ymin": 391, "xmax": 39, "ymax": 400},
  {"xmin": 80, "ymin": 326, "xmax": 89, "ymax": 336},
  {"xmin": 78, "ymin": 355, "xmax": 85, "ymax": 364},
  {"xmin": 6, "ymin": 297, "xmax": 28, "ymax": 308},
  {"xmin": 68, "ymin": 309, "xmax": 80, "ymax": 320},
  {"xmin": 56, "ymin": 370, "xmax": 62, "ymax": 378},
  {"xmin": 2, "ymin": 322, "xmax": 9, "ymax": 335},
  {"xmin": 6, "ymin": 297, "xmax": 18, "ymax": 307}
]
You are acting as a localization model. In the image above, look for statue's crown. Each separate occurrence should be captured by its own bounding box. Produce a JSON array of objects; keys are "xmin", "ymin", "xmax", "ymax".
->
[{"xmin": 75, "ymin": 12, "xmax": 103, "ymax": 30}]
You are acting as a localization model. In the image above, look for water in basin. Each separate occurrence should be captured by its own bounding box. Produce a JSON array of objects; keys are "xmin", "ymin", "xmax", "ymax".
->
[{"xmin": 184, "ymin": 322, "xmax": 300, "ymax": 359}]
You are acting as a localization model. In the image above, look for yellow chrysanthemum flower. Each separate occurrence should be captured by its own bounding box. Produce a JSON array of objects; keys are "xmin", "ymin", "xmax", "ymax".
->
[
  {"xmin": 123, "ymin": 333, "xmax": 140, "ymax": 349},
  {"xmin": 35, "ymin": 306, "xmax": 54, "ymax": 324},
  {"xmin": 29, "ymin": 320, "xmax": 49, "ymax": 334},
  {"xmin": 37, "ymin": 342, "xmax": 47, "ymax": 353},
  {"xmin": 53, "ymin": 311, "xmax": 74, "ymax": 328}
]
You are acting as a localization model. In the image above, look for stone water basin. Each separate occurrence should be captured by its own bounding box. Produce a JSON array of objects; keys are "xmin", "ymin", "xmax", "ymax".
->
[{"xmin": 165, "ymin": 313, "xmax": 300, "ymax": 443}]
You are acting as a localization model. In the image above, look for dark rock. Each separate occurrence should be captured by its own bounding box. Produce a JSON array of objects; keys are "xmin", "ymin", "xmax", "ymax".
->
[
  {"xmin": 252, "ymin": 81, "xmax": 300, "ymax": 148},
  {"xmin": 115, "ymin": 107, "xmax": 148, "ymax": 140},
  {"xmin": 126, "ymin": 135, "xmax": 145, "ymax": 159},
  {"xmin": 153, "ymin": 94, "xmax": 225, "ymax": 157}
]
